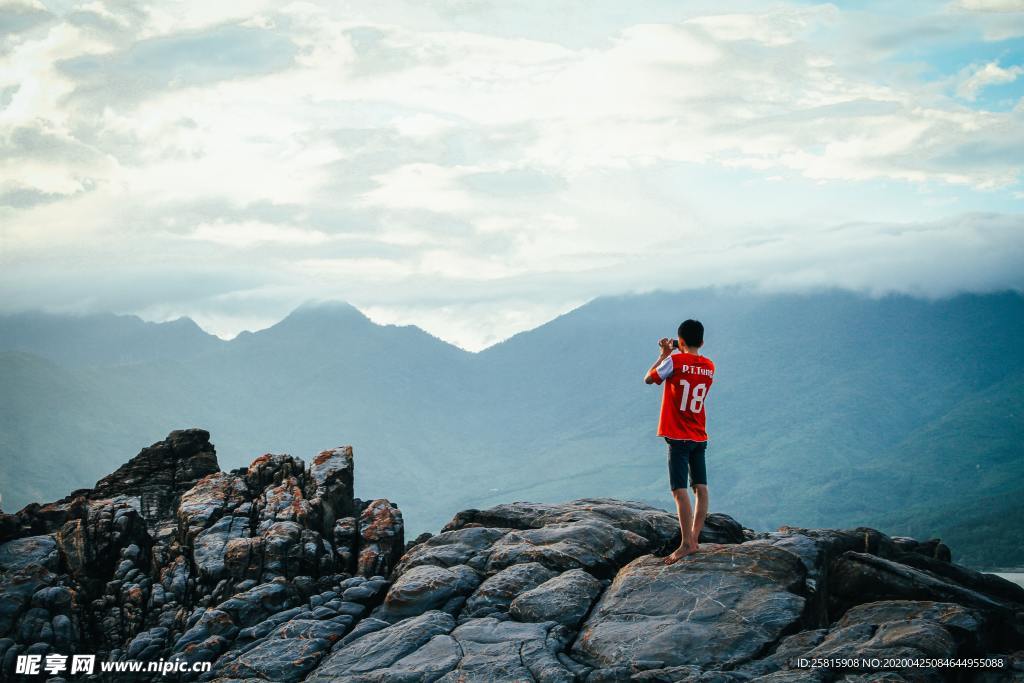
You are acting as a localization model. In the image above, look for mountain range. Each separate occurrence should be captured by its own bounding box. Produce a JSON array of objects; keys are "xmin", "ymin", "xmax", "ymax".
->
[{"xmin": 2, "ymin": 288, "xmax": 1022, "ymax": 567}]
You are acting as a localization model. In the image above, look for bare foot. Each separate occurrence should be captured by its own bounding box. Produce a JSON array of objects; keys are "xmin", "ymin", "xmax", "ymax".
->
[{"xmin": 662, "ymin": 543, "xmax": 696, "ymax": 565}]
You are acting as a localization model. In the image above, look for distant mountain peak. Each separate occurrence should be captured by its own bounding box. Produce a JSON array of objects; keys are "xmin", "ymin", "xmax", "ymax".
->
[
  {"xmin": 254, "ymin": 300, "xmax": 380, "ymax": 342},
  {"xmin": 288, "ymin": 300, "xmax": 369, "ymax": 320}
]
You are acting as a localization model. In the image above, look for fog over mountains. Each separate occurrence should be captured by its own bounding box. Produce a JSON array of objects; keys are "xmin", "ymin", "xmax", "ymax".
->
[{"xmin": 2, "ymin": 288, "xmax": 1022, "ymax": 567}]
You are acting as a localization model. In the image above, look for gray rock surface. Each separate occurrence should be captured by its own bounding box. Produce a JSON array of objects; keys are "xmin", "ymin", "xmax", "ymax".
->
[
  {"xmin": 510, "ymin": 568, "xmax": 603, "ymax": 629},
  {"xmin": 571, "ymin": 544, "xmax": 807, "ymax": 670},
  {"xmin": 356, "ymin": 498, "xmax": 405, "ymax": 578},
  {"xmin": 0, "ymin": 535, "xmax": 59, "ymax": 572},
  {"xmin": 442, "ymin": 617, "xmax": 575, "ymax": 681},
  {"xmin": 394, "ymin": 525, "xmax": 509, "ymax": 575},
  {"xmin": 206, "ymin": 618, "xmax": 349, "ymax": 682},
  {"xmin": 307, "ymin": 446, "xmax": 355, "ymax": 531},
  {"xmin": 2, "ymin": 431, "xmax": 1021, "ymax": 682},
  {"xmin": 373, "ymin": 564, "xmax": 482, "ymax": 622},
  {"xmin": 305, "ymin": 610, "xmax": 455, "ymax": 680},
  {"xmin": 194, "ymin": 515, "xmax": 250, "ymax": 581},
  {"xmin": 443, "ymin": 499, "xmax": 681, "ymax": 579},
  {"xmin": 462, "ymin": 561, "xmax": 558, "ymax": 619}
]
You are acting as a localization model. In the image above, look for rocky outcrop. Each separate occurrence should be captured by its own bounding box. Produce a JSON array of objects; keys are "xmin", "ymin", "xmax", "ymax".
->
[
  {"xmin": 1, "ymin": 430, "xmax": 1021, "ymax": 682},
  {"xmin": 0, "ymin": 430, "xmax": 402, "ymax": 680},
  {"xmin": 93, "ymin": 429, "xmax": 220, "ymax": 523}
]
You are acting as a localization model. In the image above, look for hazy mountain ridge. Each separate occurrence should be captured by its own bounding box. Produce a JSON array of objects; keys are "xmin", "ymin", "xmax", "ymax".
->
[
  {"xmin": 0, "ymin": 311, "xmax": 224, "ymax": 367},
  {"xmin": 2, "ymin": 288, "xmax": 1022, "ymax": 566}
]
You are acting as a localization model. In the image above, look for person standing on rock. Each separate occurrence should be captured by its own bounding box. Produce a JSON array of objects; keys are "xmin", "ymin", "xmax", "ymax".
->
[{"xmin": 644, "ymin": 319, "xmax": 715, "ymax": 564}]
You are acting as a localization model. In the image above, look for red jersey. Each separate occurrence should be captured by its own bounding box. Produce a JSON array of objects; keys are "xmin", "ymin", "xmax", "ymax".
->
[{"xmin": 648, "ymin": 351, "xmax": 715, "ymax": 441}]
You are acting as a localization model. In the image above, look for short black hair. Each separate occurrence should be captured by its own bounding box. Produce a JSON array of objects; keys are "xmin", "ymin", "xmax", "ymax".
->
[{"xmin": 677, "ymin": 319, "xmax": 704, "ymax": 347}]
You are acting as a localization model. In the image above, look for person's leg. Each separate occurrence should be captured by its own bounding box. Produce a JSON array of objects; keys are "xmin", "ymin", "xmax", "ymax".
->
[
  {"xmin": 690, "ymin": 485, "xmax": 708, "ymax": 551},
  {"xmin": 665, "ymin": 487, "xmax": 695, "ymax": 563},
  {"xmin": 688, "ymin": 442, "xmax": 709, "ymax": 552},
  {"xmin": 664, "ymin": 439, "xmax": 697, "ymax": 564}
]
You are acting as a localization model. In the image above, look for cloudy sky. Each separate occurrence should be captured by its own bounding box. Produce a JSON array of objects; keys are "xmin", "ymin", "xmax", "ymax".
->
[{"xmin": 1, "ymin": 0, "xmax": 1023, "ymax": 349}]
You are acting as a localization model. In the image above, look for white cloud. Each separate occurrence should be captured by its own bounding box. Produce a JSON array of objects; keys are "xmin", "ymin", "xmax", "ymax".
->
[
  {"xmin": 685, "ymin": 4, "xmax": 839, "ymax": 46},
  {"xmin": 956, "ymin": 61, "xmax": 1024, "ymax": 100},
  {"xmin": 393, "ymin": 112, "xmax": 455, "ymax": 139},
  {"xmin": 952, "ymin": 0, "xmax": 1024, "ymax": 12},
  {"xmin": 0, "ymin": 0, "xmax": 47, "ymax": 18},
  {"xmin": 948, "ymin": 0, "xmax": 1024, "ymax": 39},
  {"xmin": 1, "ymin": 0, "xmax": 1023, "ymax": 348},
  {"xmin": 184, "ymin": 220, "xmax": 333, "ymax": 247},
  {"xmin": 360, "ymin": 163, "xmax": 479, "ymax": 213},
  {"xmin": 296, "ymin": 256, "xmax": 417, "ymax": 280}
]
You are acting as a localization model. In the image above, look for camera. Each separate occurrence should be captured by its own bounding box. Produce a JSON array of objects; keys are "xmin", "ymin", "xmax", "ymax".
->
[{"xmin": 671, "ymin": 339, "xmax": 679, "ymax": 349}]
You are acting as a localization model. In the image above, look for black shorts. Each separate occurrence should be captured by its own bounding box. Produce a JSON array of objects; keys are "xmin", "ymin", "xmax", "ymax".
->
[{"xmin": 665, "ymin": 438, "xmax": 708, "ymax": 490}]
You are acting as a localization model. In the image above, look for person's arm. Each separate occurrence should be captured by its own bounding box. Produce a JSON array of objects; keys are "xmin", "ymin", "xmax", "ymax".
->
[{"xmin": 644, "ymin": 338, "xmax": 674, "ymax": 385}]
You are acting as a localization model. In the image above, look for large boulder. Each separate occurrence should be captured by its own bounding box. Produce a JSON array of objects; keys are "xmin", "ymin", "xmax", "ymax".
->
[
  {"xmin": 803, "ymin": 620, "xmax": 956, "ymax": 682},
  {"xmin": 218, "ymin": 581, "xmax": 302, "ymax": 632},
  {"xmin": 245, "ymin": 453, "xmax": 305, "ymax": 493},
  {"xmin": 346, "ymin": 632, "xmax": 462, "ymax": 682},
  {"xmin": 205, "ymin": 618, "xmax": 350, "ymax": 682},
  {"xmin": 193, "ymin": 516, "xmax": 250, "ymax": 582},
  {"xmin": 835, "ymin": 600, "xmax": 987, "ymax": 652},
  {"xmin": 394, "ymin": 498, "xmax": 684, "ymax": 583},
  {"xmin": 440, "ymin": 617, "xmax": 575, "ymax": 682},
  {"xmin": 831, "ymin": 551, "xmax": 1024, "ymax": 650},
  {"xmin": 572, "ymin": 544, "xmax": 808, "ymax": 671},
  {"xmin": 890, "ymin": 551, "xmax": 1024, "ymax": 607},
  {"xmin": 443, "ymin": 499, "xmax": 676, "ymax": 537},
  {"xmin": 177, "ymin": 472, "xmax": 250, "ymax": 545},
  {"xmin": 734, "ymin": 628, "xmax": 830, "ymax": 679},
  {"xmin": 356, "ymin": 499, "xmax": 404, "ymax": 578},
  {"xmin": 258, "ymin": 521, "xmax": 329, "ymax": 581},
  {"xmin": 307, "ymin": 446, "xmax": 355, "ymax": 530},
  {"xmin": 394, "ymin": 526, "xmax": 510, "ymax": 575},
  {"xmin": 0, "ymin": 536, "xmax": 59, "ymax": 572},
  {"xmin": 462, "ymin": 561, "xmax": 558, "ymax": 619},
  {"xmin": 510, "ymin": 568, "xmax": 604, "ymax": 629},
  {"xmin": 738, "ymin": 601, "xmax": 990, "ymax": 681},
  {"xmin": 169, "ymin": 579, "xmax": 304, "ymax": 674},
  {"xmin": 305, "ymin": 610, "xmax": 455, "ymax": 680},
  {"xmin": 699, "ymin": 512, "xmax": 746, "ymax": 544},
  {"xmin": 831, "ymin": 552, "xmax": 1019, "ymax": 614},
  {"xmin": 255, "ymin": 475, "xmax": 314, "ymax": 528},
  {"xmin": 373, "ymin": 564, "xmax": 482, "ymax": 623},
  {"xmin": 745, "ymin": 525, "xmax": 937, "ymax": 628},
  {"xmin": 444, "ymin": 499, "xmax": 678, "ymax": 550},
  {"xmin": 483, "ymin": 519, "xmax": 649, "ymax": 578},
  {"xmin": 0, "ymin": 566, "xmax": 57, "ymax": 638},
  {"xmin": 310, "ymin": 615, "xmax": 576, "ymax": 682},
  {"xmin": 332, "ymin": 516, "xmax": 358, "ymax": 574}
]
